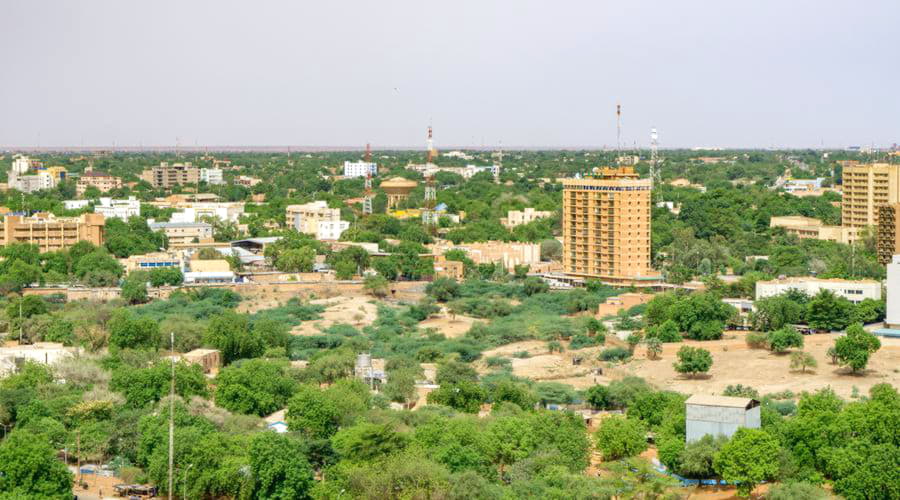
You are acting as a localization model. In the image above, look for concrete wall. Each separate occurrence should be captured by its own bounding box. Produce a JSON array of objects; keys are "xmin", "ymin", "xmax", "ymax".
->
[{"xmin": 685, "ymin": 404, "xmax": 761, "ymax": 443}]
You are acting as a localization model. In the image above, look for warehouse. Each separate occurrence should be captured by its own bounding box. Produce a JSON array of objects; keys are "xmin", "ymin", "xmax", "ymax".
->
[{"xmin": 685, "ymin": 394, "xmax": 760, "ymax": 443}]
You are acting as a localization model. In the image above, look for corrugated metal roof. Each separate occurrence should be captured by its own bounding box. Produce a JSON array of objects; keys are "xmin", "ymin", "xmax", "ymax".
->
[{"xmin": 686, "ymin": 394, "xmax": 758, "ymax": 409}]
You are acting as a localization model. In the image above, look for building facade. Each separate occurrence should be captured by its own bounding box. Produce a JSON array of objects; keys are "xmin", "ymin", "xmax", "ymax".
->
[
  {"xmin": 755, "ymin": 277, "xmax": 882, "ymax": 303},
  {"xmin": 343, "ymin": 161, "xmax": 377, "ymax": 178},
  {"xmin": 76, "ymin": 170, "xmax": 122, "ymax": 196},
  {"xmin": 200, "ymin": 167, "xmax": 224, "ymax": 185},
  {"xmin": 285, "ymin": 201, "xmax": 342, "ymax": 235},
  {"xmin": 94, "ymin": 197, "xmax": 141, "ymax": 221},
  {"xmin": 877, "ymin": 203, "xmax": 900, "ymax": 265},
  {"xmin": 502, "ymin": 207, "xmax": 553, "ymax": 228},
  {"xmin": 316, "ymin": 220, "xmax": 350, "ymax": 240},
  {"xmin": 841, "ymin": 163, "xmax": 900, "ymax": 235},
  {"xmin": 0, "ymin": 213, "xmax": 105, "ymax": 251},
  {"xmin": 429, "ymin": 241, "xmax": 541, "ymax": 272},
  {"xmin": 769, "ymin": 215, "xmax": 856, "ymax": 244},
  {"xmin": 141, "ymin": 162, "xmax": 200, "ymax": 188},
  {"xmin": 148, "ymin": 221, "xmax": 213, "ymax": 246},
  {"xmin": 170, "ymin": 202, "xmax": 245, "ymax": 224},
  {"xmin": 685, "ymin": 395, "xmax": 760, "ymax": 443},
  {"xmin": 561, "ymin": 167, "xmax": 659, "ymax": 285}
]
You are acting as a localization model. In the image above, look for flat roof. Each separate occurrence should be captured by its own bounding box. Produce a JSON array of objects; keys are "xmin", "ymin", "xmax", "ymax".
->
[{"xmin": 686, "ymin": 394, "xmax": 759, "ymax": 409}]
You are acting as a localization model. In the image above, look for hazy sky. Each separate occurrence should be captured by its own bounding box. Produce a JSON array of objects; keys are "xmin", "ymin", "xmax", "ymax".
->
[{"xmin": 2, "ymin": 1, "xmax": 898, "ymax": 149}]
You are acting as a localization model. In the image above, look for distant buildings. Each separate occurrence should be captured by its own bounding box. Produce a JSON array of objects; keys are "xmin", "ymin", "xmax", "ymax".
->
[
  {"xmin": 502, "ymin": 208, "xmax": 552, "ymax": 228},
  {"xmin": 121, "ymin": 251, "xmax": 184, "ymax": 272},
  {"xmin": 76, "ymin": 170, "xmax": 123, "ymax": 196},
  {"xmin": 141, "ymin": 162, "xmax": 200, "ymax": 188},
  {"xmin": 0, "ymin": 342, "xmax": 81, "ymax": 376},
  {"xmin": 148, "ymin": 221, "xmax": 213, "ymax": 246},
  {"xmin": 685, "ymin": 395, "xmax": 760, "ymax": 443},
  {"xmin": 235, "ymin": 175, "xmax": 262, "ymax": 188},
  {"xmin": 561, "ymin": 167, "xmax": 660, "ymax": 285},
  {"xmin": 755, "ymin": 277, "xmax": 881, "ymax": 304},
  {"xmin": 783, "ymin": 177, "xmax": 826, "ymax": 194},
  {"xmin": 343, "ymin": 161, "xmax": 377, "ymax": 178},
  {"xmin": 94, "ymin": 197, "xmax": 141, "ymax": 221},
  {"xmin": 170, "ymin": 202, "xmax": 245, "ymax": 224},
  {"xmin": 0, "ymin": 213, "xmax": 105, "ymax": 251},
  {"xmin": 841, "ymin": 163, "xmax": 900, "ymax": 238},
  {"xmin": 769, "ymin": 215, "xmax": 855, "ymax": 244},
  {"xmin": 6, "ymin": 156, "xmax": 62, "ymax": 193},
  {"xmin": 407, "ymin": 164, "xmax": 498, "ymax": 180},
  {"xmin": 380, "ymin": 177, "xmax": 418, "ymax": 209},
  {"xmin": 200, "ymin": 167, "xmax": 224, "ymax": 185},
  {"xmin": 282, "ymin": 202, "xmax": 348, "ymax": 240},
  {"xmin": 429, "ymin": 241, "xmax": 541, "ymax": 272}
]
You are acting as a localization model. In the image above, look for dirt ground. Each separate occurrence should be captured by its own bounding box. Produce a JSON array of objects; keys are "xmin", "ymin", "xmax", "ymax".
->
[
  {"xmin": 419, "ymin": 309, "xmax": 479, "ymax": 338},
  {"xmin": 479, "ymin": 332, "xmax": 900, "ymax": 398},
  {"xmin": 71, "ymin": 470, "xmax": 126, "ymax": 500},
  {"xmin": 292, "ymin": 296, "xmax": 379, "ymax": 336}
]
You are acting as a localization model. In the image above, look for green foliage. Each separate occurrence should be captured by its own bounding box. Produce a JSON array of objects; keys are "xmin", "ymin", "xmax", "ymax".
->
[
  {"xmin": 426, "ymin": 277, "xmax": 461, "ymax": 302},
  {"xmin": 74, "ymin": 249, "xmax": 124, "ymax": 286},
  {"xmin": 215, "ymin": 359, "xmax": 298, "ymax": 416},
  {"xmin": 427, "ymin": 381, "xmax": 487, "ymax": 413},
  {"xmin": 790, "ymin": 351, "xmax": 818, "ymax": 373},
  {"xmin": 644, "ymin": 319, "xmax": 682, "ymax": 342},
  {"xmin": 834, "ymin": 323, "xmax": 881, "ymax": 373},
  {"xmin": 0, "ymin": 429, "xmax": 73, "ymax": 499},
  {"xmin": 767, "ymin": 325, "xmax": 804, "ymax": 353},
  {"xmin": 204, "ymin": 311, "xmax": 264, "ymax": 364},
  {"xmin": 585, "ymin": 385, "xmax": 613, "ymax": 410},
  {"xmin": 121, "ymin": 270, "xmax": 150, "ymax": 304},
  {"xmin": 108, "ymin": 308, "xmax": 160, "ymax": 350},
  {"xmin": 646, "ymin": 291, "xmax": 735, "ymax": 340},
  {"xmin": 713, "ymin": 428, "xmax": 781, "ymax": 496},
  {"xmin": 332, "ymin": 422, "xmax": 408, "ymax": 462},
  {"xmin": 110, "ymin": 360, "xmax": 209, "ymax": 408},
  {"xmin": 569, "ymin": 333, "xmax": 603, "ymax": 350},
  {"xmin": 594, "ymin": 416, "xmax": 647, "ymax": 460},
  {"xmin": 750, "ymin": 295, "xmax": 804, "ymax": 331},
  {"xmin": 103, "ymin": 217, "xmax": 167, "ymax": 258},
  {"xmin": 806, "ymin": 290, "xmax": 854, "ymax": 331},
  {"xmin": 364, "ymin": 273, "xmax": 390, "ymax": 296},
  {"xmin": 286, "ymin": 384, "xmax": 341, "ymax": 439},
  {"xmin": 766, "ymin": 482, "xmax": 829, "ymax": 500},
  {"xmin": 599, "ymin": 346, "xmax": 631, "ymax": 362},
  {"xmin": 247, "ymin": 432, "xmax": 314, "ymax": 499},
  {"xmin": 722, "ymin": 384, "xmax": 759, "ymax": 399},
  {"xmin": 678, "ymin": 434, "xmax": 728, "ymax": 479},
  {"xmin": 148, "ymin": 267, "xmax": 183, "ymax": 286},
  {"xmin": 673, "ymin": 346, "xmax": 713, "ymax": 377}
]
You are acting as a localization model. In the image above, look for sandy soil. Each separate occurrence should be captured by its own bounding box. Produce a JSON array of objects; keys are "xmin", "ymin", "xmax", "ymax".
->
[
  {"xmin": 480, "ymin": 340, "xmax": 609, "ymax": 389},
  {"xmin": 292, "ymin": 296, "xmax": 379, "ymax": 336},
  {"xmin": 419, "ymin": 310, "xmax": 479, "ymax": 338}
]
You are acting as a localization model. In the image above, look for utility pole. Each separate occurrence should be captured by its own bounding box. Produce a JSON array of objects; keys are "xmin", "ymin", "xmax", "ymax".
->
[
  {"xmin": 76, "ymin": 430, "xmax": 81, "ymax": 486},
  {"xmin": 168, "ymin": 331, "xmax": 175, "ymax": 500}
]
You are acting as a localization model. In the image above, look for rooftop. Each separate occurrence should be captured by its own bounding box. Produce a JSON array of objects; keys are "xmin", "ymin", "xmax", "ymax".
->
[
  {"xmin": 686, "ymin": 394, "xmax": 759, "ymax": 409},
  {"xmin": 757, "ymin": 276, "xmax": 881, "ymax": 285}
]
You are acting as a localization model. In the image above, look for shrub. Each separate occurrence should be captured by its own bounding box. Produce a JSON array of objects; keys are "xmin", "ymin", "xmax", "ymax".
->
[
  {"xmin": 599, "ymin": 347, "xmax": 631, "ymax": 362},
  {"xmin": 722, "ymin": 384, "xmax": 759, "ymax": 399},
  {"xmin": 594, "ymin": 416, "xmax": 647, "ymax": 460},
  {"xmin": 513, "ymin": 351, "xmax": 530, "ymax": 359},
  {"xmin": 673, "ymin": 346, "xmax": 712, "ymax": 378},
  {"xmin": 569, "ymin": 334, "xmax": 603, "ymax": 350},
  {"xmin": 485, "ymin": 356, "xmax": 511, "ymax": 369},
  {"xmin": 790, "ymin": 351, "xmax": 817, "ymax": 373},
  {"xmin": 767, "ymin": 326, "xmax": 804, "ymax": 353},
  {"xmin": 645, "ymin": 319, "xmax": 682, "ymax": 342},
  {"xmin": 745, "ymin": 331, "xmax": 768, "ymax": 349}
]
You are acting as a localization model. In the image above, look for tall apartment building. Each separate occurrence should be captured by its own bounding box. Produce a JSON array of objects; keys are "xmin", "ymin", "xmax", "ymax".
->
[
  {"xmin": 841, "ymin": 163, "xmax": 900, "ymax": 237},
  {"xmin": 285, "ymin": 201, "xmax": 342, "ymax": 235},
  {"xmin": 561, "ymin": 167, "xmax": 659, "ymax": 285},
  {"xmin": 200, "ymin": 167, "xmax": 224, "ymax": 185},
  {"xmin": 140, "ymin": 162, "xmax": 200, "ymax": 189},
  {"xmin": 877, "ymin": 203, "xmax": 900, "ymax": 265},
  {"xmin": 0, "ymin": 213, "xmax": 105, "ymax": 251},
  {"xmin": 343, "ymin": 161, "xmax": 377, "ymax": 178},
  {"xmin": 76, "ymin": 170, "xmax": 122, "ymax": 196}
]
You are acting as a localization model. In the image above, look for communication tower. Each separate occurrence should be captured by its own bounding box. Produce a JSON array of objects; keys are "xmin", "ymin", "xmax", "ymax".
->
[
  {"xmin": 650, "ymin": 128, "xmax": 661, "ymax": 201},
  {"xmin": 363, "ymin": 172, "xmax": 373, "ymax": 215},
  {"xmin": 422, "ymin": 174, "xmax": 437, "ymax": 226}
]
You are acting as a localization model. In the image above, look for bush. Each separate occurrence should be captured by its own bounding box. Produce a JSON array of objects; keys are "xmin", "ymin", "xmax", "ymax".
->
[
  {"xmin": 673, "ymin": 346, "xmax": 712, "ymax": 378},
  {"xmin": 745, "ymin": 331, "xmax": 768, "ymax": 349},
  {"xmin": 766, "ymin": 482, "xmax": 829, "ymax": 500},
  {"xmin": 645, "ymin": 319, "xmax": 682, "ymax": 343},
  {"xmin": 599, "ymin": 347, "xmax": 631, "ymax": 362},
  {"xmin": 767, "ymin": 326, "xmax": 804, "ymax": 353},
  {"xmin": 594, "ymin": 416, "xmax": 647, "ymax": 460},
  {"xmin": 485, "ymin": 356, "xmax": 511, "ymax": 369},
  {"xmin": 569, "ymin": 334, "xmax": 603, "ymax": 350}
]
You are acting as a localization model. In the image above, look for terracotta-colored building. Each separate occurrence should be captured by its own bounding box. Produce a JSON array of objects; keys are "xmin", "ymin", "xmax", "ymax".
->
[
  {"xmin": 0, "ymin": 213, "xmax": 105, "ymax": 251},
  {"xmin": 141, "ymin": 162, "xmax": 200, "ymax": 189},
  {"xmin": 597, "ymin": 292, "xmax": 653, "ymax": 317},
  {"xmin": 841, "ymin": 163, "xmax": 900, "ymax": 237}
]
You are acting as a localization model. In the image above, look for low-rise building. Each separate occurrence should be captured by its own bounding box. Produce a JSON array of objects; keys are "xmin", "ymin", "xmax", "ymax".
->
[
  {"xmin": 64, "ymin": 199, "xmax": 91, "ymax": 210},
  {"xmin": 769, "ymin": 215, "xmax": 856, "ymax": 244},
  {"xmin": 0, "ymin": 213, "xmax": 105, "ymax": 251},
  {"xmin": 317, "ymin": 220, "xmax": 349, "ymax": 240},
  {"xmin": 199, "ymin": 167, "xmax": 224, "ymax": 185},
  {"xmin": 430, "ymin": 241, "xmax": 541, "ymax": 272},
  {"xmin": 94, "ymin": 196, "xmax": 141, "ymax": 221},
  {"xmin": 878, "ymin": 255, "xmax": 900, "ymax": 333},
  {"xmin": 502, "ymin": 207, "xmax": 553, "ymax": 228},
  {"xmin": 170, "ymin": 202, "xmax": 245, "ymax": 224},
  {"xmin": 755, "ymin": 277, "xmax": 881, "ymax": 303},
  {"xmin": 121, "ymin": 251, "xmax": 185, "ymax": 272},
  {"xmin": 8, "ymin": 170, "xmax": 44, "ymax": 193},
  {"xmin": 685, "ymin": 394, "xmax": 760, "ymax": 443},
  {"xmin": 235, "ymin": 175, "xmax": 262, "ymax": 187},
  {"xmin": 148, "ymin": 221, "xmax": 213, "ymax": 246},
  {"xmin": 141, "ymin": 162, "xmax": 200, "ymax": 188},
  {"xmin": 38, "ymin": 166, "xmax": 67, "ymax": 189},
  {"xmin": 343, "ymin": 161, "xmax": 377, "ymax": 178},
  {"xmin": 434, "ymin": 255, "xmax": 465, "ymax": 280},
  {"xmin": 0, "ymin": 342, "xmax": 81, "ymax": 376},
  {"xmin": 182, "ymin": 348, "xmax": 222, "ymax": 375},
  {"xmin": 76, "ymin": 170, "xmax": 122, "ymax": 196},
  {"xmin": 286, "ymin": 201, "xmax": 342, "ymax": 234},
  {"xmin": 783, "ymin": 178, "xmax": 826, "ymax": 194}
]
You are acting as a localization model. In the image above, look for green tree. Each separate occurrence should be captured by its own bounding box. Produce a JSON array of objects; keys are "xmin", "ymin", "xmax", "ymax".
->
[
  {"xmin": 108, "ymin": 308, "xmax": 160, "ymax": 350},
  {"xmin": 833, "ymin": 323, "xmax": 881, "ymax": 373},
  {"xmin": 594, "ymin": 415, "xmax": 647, "ymax": 460},
  {"xmin": 249, "ymin": 431, "xmax": 314, "ymax": 500},
  {"xmin": 585, "ymin": 385, "xmax": 613, "ymax": 410},
  {"xmin": 0, "ymin": 429, "xmax": 73, "ymax": 499},
  {"xmin": 426, "ymin": 277, "xmax": 460, "ymax": 302},
  {"xmin": 74, "ymin": 249, "xmax": 124, "ymax": 286},
  {"xmin": 363, "ymin": 273, "xmax": 390, "ymax": 297},
  {"xmin": 713, "ymin": 428, "xmax": 780, "ymax": 497},
  {"xmin": 750, "ymin": 296, "xmax": 804, "ymax": 331},
  {"xmin": 121, "ymin": 270, "xmax": 150, "ymax": 304},
  {"xmin": 215, "ymin": 359, "xmax": 297, "ymax": 416},
  {"xmin": 427, "ymin": 381, "xmax": 487, "ymax": 413},
  {"xmin": 806, "ymin": 290, "xmax": 853, "ymax": 331},
  {"xmin": 646, "ymin": 337, "xmax": 663, "ymax": 360},
  {"xmin": 790, "ymin": 351, "xmax": 818, "ymax": 373},
  {"xmin": 673, "ymin": 346, "xmax": 713, "ymax": 378},
  {"xmin": 286, "ymin": 385, "xmax": 341, "ymax": 439},
  {"xmin": 110, "ymin": 361, "xmax": 208, "ymax": 408},
  {"xmin": 331, "ymin": 422, "xmax": 408, "ymax": 462},
  {"xmin": 275, "ymin": 246, "xmax": 316, "ymax": 272},
  {"xmin": 203, "ymin": 311, "xmax": 264, "ymax": 364},
  {"xmin": 767, "ymin": 326, "xmax": 804, "ymax": 353},
  {"xmin": 678, "ymin": 434, "xmax": 728, "ymax": 478},
  {"xmin": 523, "ymin": 276, "xmax": 549, "ymax": 296},
  {"xmin": 766, "ymin": 482, "xmax": 829, "ymax": 500}
]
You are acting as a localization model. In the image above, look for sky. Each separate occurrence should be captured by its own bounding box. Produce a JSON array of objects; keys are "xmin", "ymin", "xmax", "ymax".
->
[{"xmin": 1, "ymin": 0, "xmax": 898, "ymax": 149}]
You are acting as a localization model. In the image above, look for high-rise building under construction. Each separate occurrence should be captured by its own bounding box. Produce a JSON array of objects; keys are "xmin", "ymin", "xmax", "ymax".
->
[{"xmin": 562, "ymin": 166, "xmax": 660, "ymax": 285}]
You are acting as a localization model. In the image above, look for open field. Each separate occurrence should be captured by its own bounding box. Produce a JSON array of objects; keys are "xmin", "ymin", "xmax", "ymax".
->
[
  {"xmin": 419, "ymin": 309, "xmax": 479, "ymax": 338},
  {"xmin": 479, "ymin": 332, "xmax": 900, "ymax": 398},
  {"xmin": 292, "ymin": 296, "xmax": 379, "ymax": 335}
]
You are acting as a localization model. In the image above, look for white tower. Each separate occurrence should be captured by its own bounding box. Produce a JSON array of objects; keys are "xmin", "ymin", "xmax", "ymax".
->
[{"xmin": 650, "ymin": 127, "xmax": 661, "ymax": 201}]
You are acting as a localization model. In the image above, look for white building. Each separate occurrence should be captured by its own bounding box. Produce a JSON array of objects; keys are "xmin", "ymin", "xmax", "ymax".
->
[
  {"xmin": 64, "ymin": 200, "xmax": 91, "ymax": 210},
  {"xmin": 0, "ymin": 342, "xmax": 81, "ymax": 376},
  {"xmin": 685, "ymin": 395, "xmax": 761, "ymax": 443},
  {"xmin": 94, "ymin": 197, "xmax": 141, "ymax": 221},
  {"xmin": 463, "ymin": 164, "xmax": 499, "ymax": 179},
  {"xmin": 317, "ymin": 220, "xmax": 350, "ymax": 241},
  {"xmin": 883, "ymin": 255, "xmax": 900, "ymax": 329},
  {"xmin": 286, "ymin": 201, "xmax": 342, "ymax": 235},
  {"xmin": 200, "ymin": 167, "xmax": 224, "ymax": 185},
  {"xmin": 8, "ymin": 170, "xmax": 44, "ymax": 193},
  {"xmin": 170, "ymin": 202, "xmax": 245, "ymax": 224},
  {"xmin": 343, "ymin": 161, "xmax": 377, "ymax": 178},
  {"xmin": 11, "ymin": 155, "xmax": 32, "ymax": 175},
  {"xmin": 755, "ymin": 277, "xmax": 881, "ymax": 304},
  {"xmin": 784, "ymin": 178, "xmax": 826, "ymax": 193},
  {"xmin": 502, "ymin": 207, "xmax": 553, "ymax": 228}
]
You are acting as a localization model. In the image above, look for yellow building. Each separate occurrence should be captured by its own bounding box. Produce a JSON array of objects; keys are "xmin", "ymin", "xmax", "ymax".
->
[
  {"xmin": 769, "ymin": 215, "xmax": 856, "ymax": 244},
  {"xmin": 140, "ymin": 162, "xmax": 200, "ymax": 189},
  {"xmin": 561, "ymin": 167, "xmax": 660, "ymax": 285},
  {"xmin": 380, "ymin": 177, "xmax": 417, "ymax": 208},
  {"xmin": 0, "ymin": 213, "xmax": 105, "ymax": 251},
  {"xmin": 841, "ymin": 163, "xmax": 900, "ymax": 234}
]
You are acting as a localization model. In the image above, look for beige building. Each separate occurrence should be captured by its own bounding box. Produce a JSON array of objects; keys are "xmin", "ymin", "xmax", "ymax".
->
[
  {"xmin": 380, "ymin": 177, "xmax": 418, "ymax": 208},
  {"xmin": 877, "ymin": 203, "xmax": 900, "ymax": 265},
  {"xmin": 756, "ymin": 277, "xmax": 881, "ymax": 304},
  {"xmin": 562, "ymin": 167, "xmax": 660, "ymax": 285},
  {"xmin": 433, "ymin": 255, "xmax": 465, "ymax": 280},
  {"xmin": 502, "ymin": 208, "xmax": 553, "ymax": 228},
  {"xmin": 148, "ymin": 221, "xmax": 213, "ymax": 246},
  {"xmin": 429, "ymin": 241, "xmax": 541, "ymax": 271},
  {"xmin": 597, "ymin": 292, "xmax": 653, "ymax": 317},
  {"xmin": 189, "ymin": 259, "xmax": 231, "ymax": 273},
  {"xmin": 76, "ymin": 170, "xmax": 123, "ymax": 196},
  {"xmin": 769, "ymin": 215, "xmax": 856, "ymax": 244},
  {"xmin": 121, "ymin": 251, "xmax": 185, "ymax": 273},
  {"xmin": 285, "ymin": 201, "xmax": 341, "ymax": 234},
  {"xmin": 0, "ymin": 213, "xmax": 105, "ymax": 251},
  {"xmin": 841, "ymin": 163, "xmax": 900, "ymax": 234},
  {"xmin": 235, "ymin": 175, "xmax": 262, "ymax": 187},
  {"xmin": 141, "ymin": 162, "xmax": 200, "ymax": 189}
]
